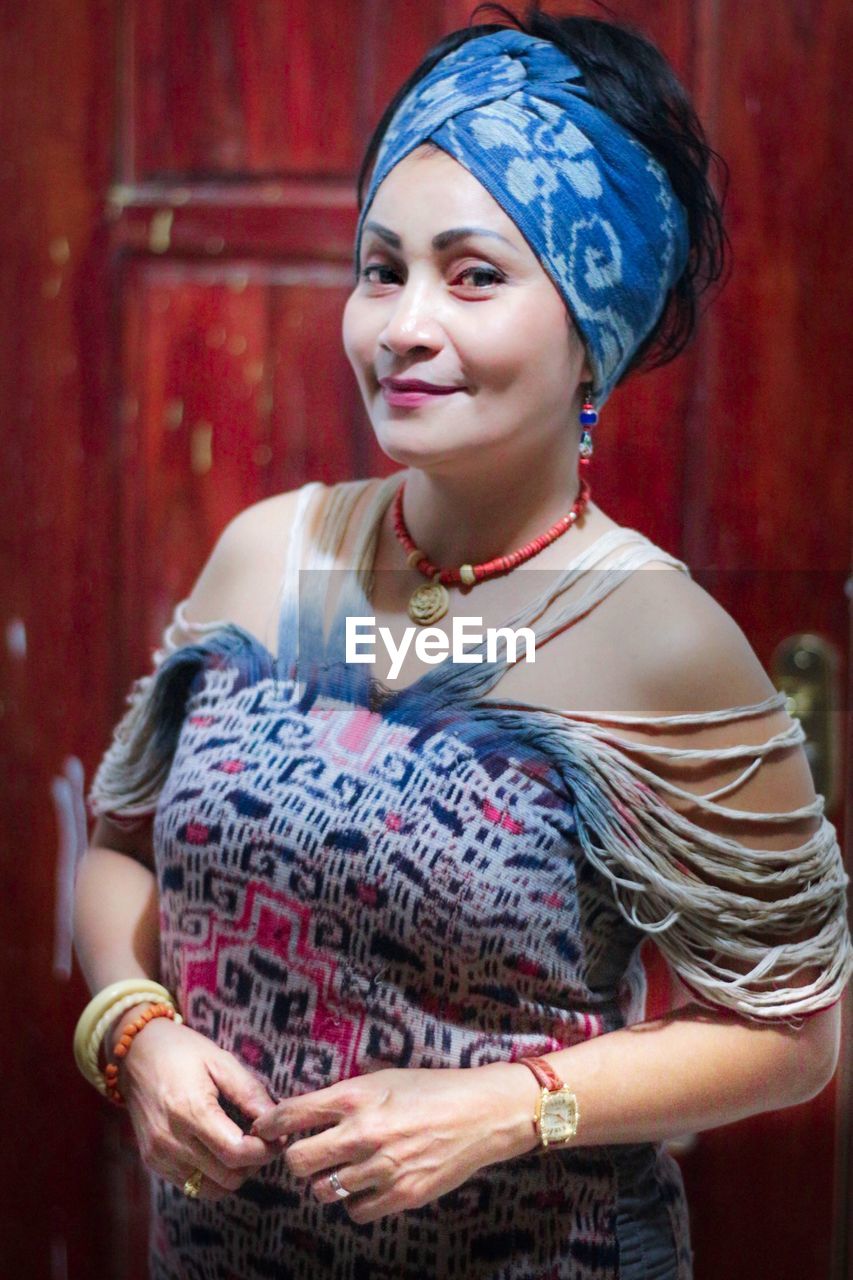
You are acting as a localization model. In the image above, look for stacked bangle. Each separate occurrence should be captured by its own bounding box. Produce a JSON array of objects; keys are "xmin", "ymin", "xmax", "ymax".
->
[
  {"xmin": 73, "ymin": 978, "xmax": 183, "ymax": 1096},
  {"xmin": 103, "ymin": 1002, "xmax": 177, "ymax": 1104}
]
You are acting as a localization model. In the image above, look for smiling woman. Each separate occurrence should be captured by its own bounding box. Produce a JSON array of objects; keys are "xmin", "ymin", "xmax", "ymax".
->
[
  {"xmin": 343, "ymin": 148, "xmax": 593, "ymax": 478},
  {"xmin": 72, "ymin": 6, "xmax": 851, "ymax": 1280}
]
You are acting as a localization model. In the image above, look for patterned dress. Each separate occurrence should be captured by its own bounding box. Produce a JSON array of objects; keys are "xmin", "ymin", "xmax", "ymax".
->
[{"xmin": 88, "ymin": 476, "xmax": 853, "ymax": 1280}]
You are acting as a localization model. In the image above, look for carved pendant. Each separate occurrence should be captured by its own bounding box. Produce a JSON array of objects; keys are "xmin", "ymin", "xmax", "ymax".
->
[{"xmin": 408, "ymin": 579, "xmax": 449, "ymax": 626}]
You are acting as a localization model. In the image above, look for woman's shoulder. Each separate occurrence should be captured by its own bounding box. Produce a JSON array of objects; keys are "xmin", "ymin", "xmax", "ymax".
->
[
  {"xmin": 537, "ymin": 506, "xmax": 777, "ymax": 719},
  {"xmin": 174, "ymin": 476, "xmax": 384, "ymax": 645},
  {"xmin": 620, "ymin": 564, "xmax": 777, "ymax": 713},
  {"xmin": 573, "ymin": 551, "xmax": 777, "ymax": 720},
  {"xmin": 175, "ymin": 482, "xmax": 322, "ymax": 646}
]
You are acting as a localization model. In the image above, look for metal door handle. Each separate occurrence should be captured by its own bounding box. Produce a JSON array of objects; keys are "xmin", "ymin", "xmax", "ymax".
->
[{"xmin": 770, "ymin": 632, "xmax": 842, "ymax": 815}]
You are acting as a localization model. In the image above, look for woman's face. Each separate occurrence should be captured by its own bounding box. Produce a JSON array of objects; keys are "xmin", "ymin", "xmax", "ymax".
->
[{"xmin": 342, "ymin": 144, "xmax": 592, "ymax": 473}]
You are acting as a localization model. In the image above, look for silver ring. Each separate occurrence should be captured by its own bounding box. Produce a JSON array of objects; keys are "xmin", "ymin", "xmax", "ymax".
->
[{"xmin": 328, "ymin": 1169, "xmax": 351, "ymax": 1199}]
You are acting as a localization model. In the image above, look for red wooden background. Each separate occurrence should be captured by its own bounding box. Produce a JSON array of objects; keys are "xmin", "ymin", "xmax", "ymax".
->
[{"xmin": 1, "ymin": 2, "xmax": 850, "ymax": 1276}]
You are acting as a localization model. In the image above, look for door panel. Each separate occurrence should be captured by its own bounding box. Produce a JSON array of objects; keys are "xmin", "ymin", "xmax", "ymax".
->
[{"xmin": 116, "ymin": 258, "xmax": 367, "ymax": 674}]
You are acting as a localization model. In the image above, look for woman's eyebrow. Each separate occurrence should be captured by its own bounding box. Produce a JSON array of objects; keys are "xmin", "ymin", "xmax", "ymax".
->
[{"xmin": 363, "ymin": 220, "xmax": 520, "ymax": 254}]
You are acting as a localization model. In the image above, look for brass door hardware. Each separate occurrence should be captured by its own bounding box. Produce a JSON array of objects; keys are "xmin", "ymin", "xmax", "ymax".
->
[{"xmin": 770, "ymin": 633, "xmax": 842, "ymax": 815}]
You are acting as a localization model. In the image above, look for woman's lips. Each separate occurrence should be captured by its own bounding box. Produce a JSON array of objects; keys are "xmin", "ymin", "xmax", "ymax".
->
[{"xmin": 380, "ymin": 384, "xmax": 463, "ymax": 407}]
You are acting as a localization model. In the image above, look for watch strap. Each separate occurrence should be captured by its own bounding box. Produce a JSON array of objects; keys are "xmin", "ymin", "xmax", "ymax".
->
[{"xmin": 518, "ymin": 1055, "xmax": 564, "ymax": 1092}]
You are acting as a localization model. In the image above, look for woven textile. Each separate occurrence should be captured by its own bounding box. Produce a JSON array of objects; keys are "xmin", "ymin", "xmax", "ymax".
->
[{"xmin": 88, "ymin": 477, "xmax": 852, "ymax": 1279}]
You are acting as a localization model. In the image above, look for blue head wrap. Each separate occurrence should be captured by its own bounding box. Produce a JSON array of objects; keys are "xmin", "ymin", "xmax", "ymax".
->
[{"xmin": 355, "ymin": 29, "xmax": 690, "ymax": 404}]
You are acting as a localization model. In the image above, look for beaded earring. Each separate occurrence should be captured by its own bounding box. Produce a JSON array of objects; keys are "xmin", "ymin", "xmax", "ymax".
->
[{"xmin": 578, "ymin": 384, "xmax": 598, "ymax": 471}]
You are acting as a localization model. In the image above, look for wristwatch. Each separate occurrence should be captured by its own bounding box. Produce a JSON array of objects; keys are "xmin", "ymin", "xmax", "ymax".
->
[{"xmin": 518, "ymin": 1056, "xmax": 580, "ymax": 1149}]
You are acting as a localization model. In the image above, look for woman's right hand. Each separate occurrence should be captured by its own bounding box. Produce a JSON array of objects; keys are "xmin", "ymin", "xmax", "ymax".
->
[{"xmin": 111, "ymin": 1008, "xmax": 281, "ymax": 1201}]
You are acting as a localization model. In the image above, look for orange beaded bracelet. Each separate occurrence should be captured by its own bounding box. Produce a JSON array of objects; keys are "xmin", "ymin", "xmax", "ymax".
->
[{"xmin": 103, "ymin": 1001, "xmax": 176, "ymax": 1105}]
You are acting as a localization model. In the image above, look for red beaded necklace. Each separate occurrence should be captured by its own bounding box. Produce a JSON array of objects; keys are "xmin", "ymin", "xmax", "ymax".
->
[{"xmin": 392, "ymin": 475, "xmax": 592, "ymax": 625}]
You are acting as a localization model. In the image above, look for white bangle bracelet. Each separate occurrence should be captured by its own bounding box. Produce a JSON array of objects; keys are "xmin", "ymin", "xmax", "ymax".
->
[
  {"xmin": 82, "ymin": 992, "xmax": 184, "ymax": 1092},
  {"xmin": 73, "ymin": 979, "xmax": 180, "ymax": 1090}
]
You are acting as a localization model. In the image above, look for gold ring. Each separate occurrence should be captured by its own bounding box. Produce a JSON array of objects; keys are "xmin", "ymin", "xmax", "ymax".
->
[{"xmin": 183, "ymin": 1167, "xmax": 204, "ymax": 1198}]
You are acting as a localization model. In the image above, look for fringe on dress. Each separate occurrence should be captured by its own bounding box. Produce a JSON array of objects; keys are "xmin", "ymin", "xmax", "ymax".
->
[{"xmin": 87, "ymin": 476, "xmax": 853, "ymax": 1029}]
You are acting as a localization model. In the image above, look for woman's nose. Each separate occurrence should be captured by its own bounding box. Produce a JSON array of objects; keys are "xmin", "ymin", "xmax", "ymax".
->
[{"xmin": 378, "ymin": 278, "xmax": 444, "ymax": 356}]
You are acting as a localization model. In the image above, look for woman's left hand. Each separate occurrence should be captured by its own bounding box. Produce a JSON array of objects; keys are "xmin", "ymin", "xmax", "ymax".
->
[{"xmin": 249, "ymin": 1063, "xmax": 539, "ymax": 1223}]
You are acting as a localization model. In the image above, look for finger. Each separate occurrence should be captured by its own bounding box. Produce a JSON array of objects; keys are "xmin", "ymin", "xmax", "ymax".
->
[
  {"xmin": 285, "ymin": 1118, "xmax": 379, "ymax": 1181},
  {"xmin": 144, "ymin": 1128, "xmax": 268, "ymax": 1203},
  {"xmin": 152, "ymin": 1147, "xmax": 233, "ymax": 1204},
  {"xmin": 185, "ymin": 1135, "xmax": 252, "ymax": 1196},
  {"xmin": 250, "ymin": 1079, "xmax": 358, "ymax": 1141},
  {"xmin": 345, "ymin": 1185, "xmax": 404, "ymax": 1225},
  {"xmin": 173, "ymin": 1161, "xmax": 230, "ymax": 1204},
  {"xmin": 206, "ymin": 1051, "xmax": 278, "ymax": 1122},
  {"xmin": 182, "ymin": 1084, "xmax": 278, "ymax": 1172}
]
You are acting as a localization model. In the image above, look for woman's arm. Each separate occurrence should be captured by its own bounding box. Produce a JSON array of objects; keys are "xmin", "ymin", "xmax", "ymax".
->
[
  {"xmin": 74, "ymin": 817, "xmax": 160, "ymax": 992},
  {"xmin": 78, "ymin": 483, "xmax": 312, "ymax": 991},
  {"xmin": 72, "ymin": 490, "xmax": 310, "ymax": 1191},
  {"xmin": 73, "ymin": 816, "xmax": 163, "ymax": 1055},
  {"xmin": 246, "ymin": 992, "xmax": 840, "ymax": 1226},
  {"xmin": 484, "ymin": 995, "xmax": 840, "ymax": 1164},
  {"xmin": 488, "ymin": 572, "xmax": 844, "ymax": 1155}
]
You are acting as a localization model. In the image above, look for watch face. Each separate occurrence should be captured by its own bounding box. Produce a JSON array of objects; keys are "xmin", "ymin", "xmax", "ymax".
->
[{"xmin": 540, "ymin": 1088, "xmax": 579, "ymax": 1144}]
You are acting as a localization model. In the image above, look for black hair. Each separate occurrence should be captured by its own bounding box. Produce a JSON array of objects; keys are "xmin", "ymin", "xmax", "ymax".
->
[{"xmin": 355, "ymin": 1, "xmax": 730, "ymax": 387}]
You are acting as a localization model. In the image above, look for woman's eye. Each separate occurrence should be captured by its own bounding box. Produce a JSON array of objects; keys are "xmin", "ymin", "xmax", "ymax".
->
[
  {"xmin": 360, "ymin": 264, "xmax": 400, "ymax": 285},
  {"xmin": 455, "ymin": 266, "xmax": 503, "ymax": 288},
  {"xmin": 359, "ymin": 264, "xmax": 503, "ymax": 290}
]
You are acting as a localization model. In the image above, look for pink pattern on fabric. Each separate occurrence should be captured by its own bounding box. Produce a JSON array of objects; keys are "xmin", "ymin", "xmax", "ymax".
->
[
  {"xmin": 482, "ymin": 797, "xmax": 526, "ymax": 833},
  {"xmin": 237, "ymin": 1037, "xmax": 266, "ymax": 1068},
  {"xmin": 336, "ymin": 704, "xmax": 382, "ymax": 753}
]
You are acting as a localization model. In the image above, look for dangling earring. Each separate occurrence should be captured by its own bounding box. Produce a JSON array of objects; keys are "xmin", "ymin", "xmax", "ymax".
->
[{"xmin": 578, "ymin": 383, "xmax": 598, "ymax": 471}]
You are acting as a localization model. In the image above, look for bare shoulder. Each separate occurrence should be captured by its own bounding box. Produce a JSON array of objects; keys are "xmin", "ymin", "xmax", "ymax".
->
[
  {"xmin": 565, "ymin": 556, "xmax": 820, "ymax": 845},
  {"xmin": 181, "ymin": 482, "xmax": 325, "ymax": 645},
  {"xmin": 550, "ymin": 508, "xmax": 776, "ymax": 715},
  {"xmin": 178, "ymin": 475, "xmax": 387, "ymax": 644},
  {"xmin": 598, "ymin": 553, "xmax": 778, "ymax": 714}
]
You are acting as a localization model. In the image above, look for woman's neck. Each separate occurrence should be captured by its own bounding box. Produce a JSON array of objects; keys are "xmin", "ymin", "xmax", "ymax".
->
[{"xmin": 382, "ymin": 460, "xmax": 596, "ymax": 572}]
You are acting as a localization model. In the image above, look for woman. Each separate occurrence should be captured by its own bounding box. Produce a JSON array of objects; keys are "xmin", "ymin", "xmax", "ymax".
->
[{"xmin": 73, "ymin": 7, "xmax": 852, "ymax": 1279}]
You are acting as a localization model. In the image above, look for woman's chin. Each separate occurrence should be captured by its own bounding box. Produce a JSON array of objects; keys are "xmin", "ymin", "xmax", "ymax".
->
[
  {"xmin": 370, "ymin": 422, "xmax": 460, "ymax": 467},
  {"xmin": 374, "ymin": 441, "xmax": 452, "ymax": 469}
]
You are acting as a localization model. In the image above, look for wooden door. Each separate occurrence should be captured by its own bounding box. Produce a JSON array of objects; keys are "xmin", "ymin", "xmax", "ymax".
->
[{"xmin": 1, "ymin": 2, "xmax": 848, "ymax": 1277}]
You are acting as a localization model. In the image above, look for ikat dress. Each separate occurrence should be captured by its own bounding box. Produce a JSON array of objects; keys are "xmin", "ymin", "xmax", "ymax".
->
[{"xmin": 88, "ymin": 476, "xmax": 853, "ymax": 1280}]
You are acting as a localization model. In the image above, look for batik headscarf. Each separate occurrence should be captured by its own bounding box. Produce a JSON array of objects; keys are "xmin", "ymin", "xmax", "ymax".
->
[{"xmin": 355, "ymin": 29, "xmax": 690, "ymax": 404}]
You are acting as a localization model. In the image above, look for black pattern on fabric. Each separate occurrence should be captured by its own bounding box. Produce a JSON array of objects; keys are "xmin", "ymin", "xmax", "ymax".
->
[{"xmin": 141, "ymin": 613, "xmax": 692, "ymax": 1278}]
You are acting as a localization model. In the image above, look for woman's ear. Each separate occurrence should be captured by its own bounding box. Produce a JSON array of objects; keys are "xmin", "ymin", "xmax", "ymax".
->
[{"xmin": 567, "ymin": 315, "xmax": 594, "ymax": 387}]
